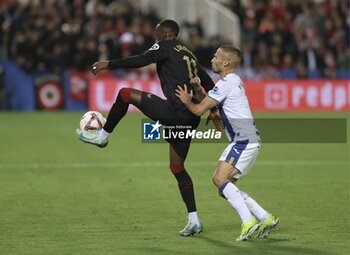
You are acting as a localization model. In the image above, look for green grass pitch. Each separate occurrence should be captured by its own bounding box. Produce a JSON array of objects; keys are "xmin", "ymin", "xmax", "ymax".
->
[{"xmin": 0, "ymin": 112, "xmax": 348, "ymax": 255}]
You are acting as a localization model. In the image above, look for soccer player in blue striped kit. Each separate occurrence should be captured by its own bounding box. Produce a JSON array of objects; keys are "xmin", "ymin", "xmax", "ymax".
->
[{"xmin": 176, "ymin": 45, "xmax": 279, "ymax": 241}]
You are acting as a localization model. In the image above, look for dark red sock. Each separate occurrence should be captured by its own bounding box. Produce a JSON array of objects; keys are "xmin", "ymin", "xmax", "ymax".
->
[
  {"xmin": 173, "ymin": 169, "xmax": 197, "ymax": 213},
  {"xmin": 103, "ymin": 88, "xmax": 131, "ymax": 133}
]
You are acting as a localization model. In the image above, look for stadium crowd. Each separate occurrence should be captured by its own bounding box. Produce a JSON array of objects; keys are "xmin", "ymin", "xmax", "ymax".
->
[
  {"xmin": 216, "ymin": 0, "xmax": 349, "ymax": 79},
  {"xmin": 0, "ymin": 0, "xmax": 349, "ymax": 79}
]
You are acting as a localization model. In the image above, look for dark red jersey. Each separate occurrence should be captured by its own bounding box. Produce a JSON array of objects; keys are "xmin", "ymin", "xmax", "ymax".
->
[{"xmin": 108, "ymin": 39, "xmax": 215, "ymax": 110}]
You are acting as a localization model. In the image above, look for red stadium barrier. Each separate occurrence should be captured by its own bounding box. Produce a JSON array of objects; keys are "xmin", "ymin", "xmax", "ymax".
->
[
  {"xmin": 88, "ymin": 78, "xmax": 350, "ymax": 112},
  {"xmin": 245, "ymin": 80, "xmax": 349, "ymax": 111},
  {"xmin": 89, "ymin": 78, "xmax": 165, "ymax": 112}
]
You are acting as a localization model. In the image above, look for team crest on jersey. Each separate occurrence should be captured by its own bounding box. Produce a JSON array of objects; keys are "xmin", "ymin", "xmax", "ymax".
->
[{"xmin": 149, "ymin": 43, "xmax": 160, "ymax": 51}]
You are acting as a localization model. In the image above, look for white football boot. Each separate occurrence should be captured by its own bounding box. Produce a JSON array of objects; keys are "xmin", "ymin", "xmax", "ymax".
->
[
  {"xmin": 76, "ymin": 129, "xmax": 108, "ymax": 148},
  {"xmin": 179, "ymin": 221, "xmax": 203, "ymax": 236}
]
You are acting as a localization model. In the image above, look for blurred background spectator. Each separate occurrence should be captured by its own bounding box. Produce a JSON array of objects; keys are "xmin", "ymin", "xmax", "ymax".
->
[
  {"xmin": 217, "ymin": 0, "xmax": 349, "ymax": 79},
  {"xmin": 0, "ymin": 0, "xmax": 349, "ymax": 79}
]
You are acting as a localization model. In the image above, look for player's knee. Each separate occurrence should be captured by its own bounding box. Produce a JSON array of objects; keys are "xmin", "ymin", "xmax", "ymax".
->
[
  {"xmin": 212, "ymin": 175, "xmax": 218, "ymax": 186},
  {"xmin": 212, "ymin": 174, "xmax": 224, "ymax": 187},
  {"xmin": 169, "ymin": 164, "xmax": 185, "ymax": 174},
  {"xmin": 119, "ymin": 88, "xmax": 132, "ymax": 103}
]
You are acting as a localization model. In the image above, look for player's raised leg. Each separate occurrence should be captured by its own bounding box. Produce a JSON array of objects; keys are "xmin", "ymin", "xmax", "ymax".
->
[
  {"xmin": 169, "ymin": 143, "xmax": 202, "ymax": 236},
  {"xmin": 213, "ymin": 161, "xmax": 260, "ymax": 241},
  {"xmin": 77, "ymin": 88, "xmax": 141, "ymax": 147}
]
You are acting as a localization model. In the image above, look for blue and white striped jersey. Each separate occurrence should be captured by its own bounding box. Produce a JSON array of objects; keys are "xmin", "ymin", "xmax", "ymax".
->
[{"xmin": 208, "ymin": 73, "xmax": 260, "ymax": 143}]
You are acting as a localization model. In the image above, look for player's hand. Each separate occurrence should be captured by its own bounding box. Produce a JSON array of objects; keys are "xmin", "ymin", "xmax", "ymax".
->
[
  {"xmin": 206, "ymin": 108, "xmax": 224, "ymax": 131},
  {"xmin": 175, "ymin": 84, "xmax": 193, "ymax": 105},
  {"xmin": 190, "ymin": 77, "xmax": 201, "ymax": 88},
  {"xmin": 91, "ymin": 61, "xmax": 109, "ymax": 75}
]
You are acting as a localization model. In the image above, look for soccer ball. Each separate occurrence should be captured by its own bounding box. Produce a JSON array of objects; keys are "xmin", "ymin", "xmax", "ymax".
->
[{"xmin": 80, "ymin": 111, "xmax": 106, "ymax": 131}]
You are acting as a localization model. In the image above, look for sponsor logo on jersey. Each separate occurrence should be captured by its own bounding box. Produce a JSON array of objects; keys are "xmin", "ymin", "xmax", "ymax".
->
[
  {"xmin": 149, "ymin": 43, "xmax": 160, "ymax": 51},
  {"xmin": 232, "ymin": 148, "xmax": 240, "ymax": 155}
]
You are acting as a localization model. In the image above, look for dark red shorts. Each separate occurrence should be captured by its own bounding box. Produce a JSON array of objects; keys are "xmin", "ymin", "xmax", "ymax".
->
[{"xmin": 140, "ymin": 92, "xmax": 200, "ymax": 160}]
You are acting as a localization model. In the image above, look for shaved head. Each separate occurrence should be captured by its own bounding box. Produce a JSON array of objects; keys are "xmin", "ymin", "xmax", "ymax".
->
[
  {"xmin": 219, "ymin": 45, "xmax": 241, "ymax": 68},
  {"xmin": 159, "ymin": 19, "xmax": 180, "ymax": 36},
  {"xmin": 155, "ymin": 19, "xmax": 180, "ymax": 41},
  {"xmin": 211, "ymin": 45, "xmax": 241, "ymax": 76}
]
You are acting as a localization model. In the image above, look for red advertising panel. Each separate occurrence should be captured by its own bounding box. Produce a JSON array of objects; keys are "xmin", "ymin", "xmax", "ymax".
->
[
  {"xmin": 68, "ymin": 71, "xmax": 88, "ymax": 102},
  {"xmin": 35, "ymin": 73, "xmax": 64, "ymax": 110},
  {"xmin": 245, "ymin": 80, "xmax": 350, "ymax": 111},
  {"xmin": 89, "ymin": 79, "xmax": 165, "ymax": 112},
  {"xmin": 88, "ymin": 79, "xmax": 350, "ymax": 112}
]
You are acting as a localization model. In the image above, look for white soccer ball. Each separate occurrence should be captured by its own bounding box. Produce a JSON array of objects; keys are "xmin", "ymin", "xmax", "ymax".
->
[{"xmin": 80, "ymin": 111, "xmax": 106, "ymax": 131}]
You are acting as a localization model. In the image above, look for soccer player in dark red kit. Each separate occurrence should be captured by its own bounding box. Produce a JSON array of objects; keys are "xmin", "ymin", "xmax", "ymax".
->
[{"xmin": 76, "ymin": 19, "xmax": 216, "ymax": 236}]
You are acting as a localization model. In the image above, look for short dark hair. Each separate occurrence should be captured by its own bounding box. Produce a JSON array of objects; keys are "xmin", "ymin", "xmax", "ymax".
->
[
  {"xmin": 220, "ymin": 45, "xmax": 241, "ymax": 68},
  {"xmin": 159, "ymin": 19, "xmax": 180, "ymax": 36},
  {"xmin": 219, "ymin": 45, "xmax": 241, "ymax": 58}
]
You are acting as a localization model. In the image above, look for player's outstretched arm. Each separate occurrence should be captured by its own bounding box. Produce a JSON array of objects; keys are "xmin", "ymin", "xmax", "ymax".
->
[
  {"xmin": 175, "ymin": 84, "xmax": 216, "ymax": 116},
  {"xmin": 91, "ymin": 48, "xmax": 165, "ymax": 75}
]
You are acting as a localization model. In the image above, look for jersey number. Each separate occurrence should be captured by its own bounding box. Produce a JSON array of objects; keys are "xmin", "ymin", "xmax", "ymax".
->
[{"xmin": 183, "ymin": 56, "xmax": 198, "ymax": 79}]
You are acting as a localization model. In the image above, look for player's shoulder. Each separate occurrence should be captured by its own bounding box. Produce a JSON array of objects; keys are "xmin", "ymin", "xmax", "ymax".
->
[
  {"xmin": 217, "ymin": 73, "xmax": 240, "ymax": 85},
  {"xmin": 148, "ymin": 40, "xmax": 176, "ymax": 53},
  {"xmin": 148, "ymin": 42, "xmax": 161, "ymax": 51},
  {"xmin": 215, "ymin": 73, "xmax": 243, "ymax": 92},
  {"xmin": 222, "ymin": 73, "xmax": 243, "ymax": 88},
  {"xmin": 157, "ymin": 39, "xmax": 178, "ymax": 48},
  {"xmin": 224, "ymin": 73, "xmax": 242, "ymax": 84}
]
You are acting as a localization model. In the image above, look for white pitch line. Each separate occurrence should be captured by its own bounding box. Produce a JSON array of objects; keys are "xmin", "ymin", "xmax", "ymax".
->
[{"xmin": 0, "ymin": 160, "xmax": 348, "ymax": 169}]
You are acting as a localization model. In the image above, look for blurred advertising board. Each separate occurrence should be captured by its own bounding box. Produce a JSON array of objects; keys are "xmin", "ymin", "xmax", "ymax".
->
[
  {"xmin": 35, "ymin": 73, "xmax": 63, "ymax": 110},
  {"xmin": 88, "ymin": 79, "xmax": 165, "ymax": 112},
  {"xmin": 88, "ymin": 79, "xmax": 349, "ymax": 112},
  {"xmin": 248, "ymin": 80, "xmax": 349, "ymax": 111},
  {"xmin": 64, "ymin": 70, "xmax": 113, "ymax": 111},
  {"xmin": 63, "ymin": 71, "xmax": 88, "ymax": 111}
]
